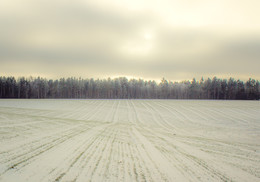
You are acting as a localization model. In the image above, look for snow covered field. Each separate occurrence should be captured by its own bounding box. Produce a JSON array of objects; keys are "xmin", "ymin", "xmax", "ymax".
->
[{"xmin": 0, "ymin": 99, "xmax": 259, "ymax": 182}]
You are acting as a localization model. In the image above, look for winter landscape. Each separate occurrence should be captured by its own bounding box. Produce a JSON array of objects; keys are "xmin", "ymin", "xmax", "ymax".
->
[
  {"xmin": 1, "ymin": 0, "xmax": 260, "ymax": 181},
  {"xmin": 0, "ymin": 99, "xmax": 259, "ymax": 182}
]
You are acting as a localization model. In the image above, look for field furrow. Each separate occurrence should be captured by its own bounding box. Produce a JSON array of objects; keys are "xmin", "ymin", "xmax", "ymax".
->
[{"xmin": 0, "ymin": 99, "xmax": 259, "ymax": 182}]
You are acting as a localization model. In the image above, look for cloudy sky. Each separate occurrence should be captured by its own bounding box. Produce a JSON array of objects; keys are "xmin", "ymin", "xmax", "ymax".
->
[{"xmin": 1, "ymin": 0, "xmax": 260, "ymax": 81}]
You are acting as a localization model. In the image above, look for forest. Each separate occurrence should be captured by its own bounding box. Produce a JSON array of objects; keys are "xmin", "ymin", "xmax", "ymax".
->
[{"xmin": 0, "ymin": 76, "xmax": 259, "ymax": 100}]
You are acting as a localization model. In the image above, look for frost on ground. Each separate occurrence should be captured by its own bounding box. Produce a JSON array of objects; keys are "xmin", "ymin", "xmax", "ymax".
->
[{"xmin": 0, "ymin": 100, "xmax": 259, "ymax": 182}]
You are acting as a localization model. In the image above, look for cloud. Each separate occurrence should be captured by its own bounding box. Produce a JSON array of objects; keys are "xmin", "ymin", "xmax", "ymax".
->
[{"xmin": 0, "ymin": 0, "xmax": 260, "ymax": 81}]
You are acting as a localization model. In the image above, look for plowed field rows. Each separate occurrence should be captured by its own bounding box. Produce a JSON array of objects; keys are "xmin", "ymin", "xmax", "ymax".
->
[{"xmin": 0, "ymin": 100, "xmax": 259, "ymax": 181}]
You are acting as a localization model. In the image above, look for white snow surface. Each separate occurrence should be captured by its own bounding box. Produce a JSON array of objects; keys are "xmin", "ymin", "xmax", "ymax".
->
[{"xmin": 0, "ymin": 99, "xmax": 259, "ymax": 182}]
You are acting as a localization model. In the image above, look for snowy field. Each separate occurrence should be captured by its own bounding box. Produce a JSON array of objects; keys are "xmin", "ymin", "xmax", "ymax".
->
[{"xmin": 0, "ymin": 100, "xmax": 259, "ymax": 182}]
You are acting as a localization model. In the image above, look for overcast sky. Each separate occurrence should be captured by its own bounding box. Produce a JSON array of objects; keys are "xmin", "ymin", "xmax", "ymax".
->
[{"xmin": 1, "ymin": 0, "xmax": 260, "ymax": 81}]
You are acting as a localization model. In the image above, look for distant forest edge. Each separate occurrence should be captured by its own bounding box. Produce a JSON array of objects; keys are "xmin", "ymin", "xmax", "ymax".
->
[{"xmin": 0, "ymin": 76, "xmax": 259, "ymax": 100}]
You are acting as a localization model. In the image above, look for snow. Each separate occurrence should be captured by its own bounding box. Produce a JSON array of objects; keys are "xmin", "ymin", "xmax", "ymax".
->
[{"xmin": 0, "ymin": 99, "xmax": 259, "ymax": 182}]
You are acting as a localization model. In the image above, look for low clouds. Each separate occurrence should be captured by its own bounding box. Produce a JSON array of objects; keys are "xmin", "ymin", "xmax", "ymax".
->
[{"xmin": 0, "ymin": 0, "xmax": 260, "ymax": 81}]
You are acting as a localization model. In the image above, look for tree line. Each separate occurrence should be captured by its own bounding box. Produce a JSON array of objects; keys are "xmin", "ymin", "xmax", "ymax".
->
[{"xmin": 0, "ymin": 76, "xmax": 259, "ymax": 100}]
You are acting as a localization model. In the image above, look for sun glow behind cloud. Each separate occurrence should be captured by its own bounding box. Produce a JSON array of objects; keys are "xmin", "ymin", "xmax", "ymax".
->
[
  {"xmin": 0, "ymin": 0, "xmax": 260, "ymax": 81},
  {"xmin": 119, "ymin": 30, "xmax": 155, "ymax": 59}
]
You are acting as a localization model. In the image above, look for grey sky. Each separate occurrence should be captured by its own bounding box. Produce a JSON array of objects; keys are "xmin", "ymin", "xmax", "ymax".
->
[{"xmin": 1, "ymin": 0, "xmax": 260, "ymax": 81}]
